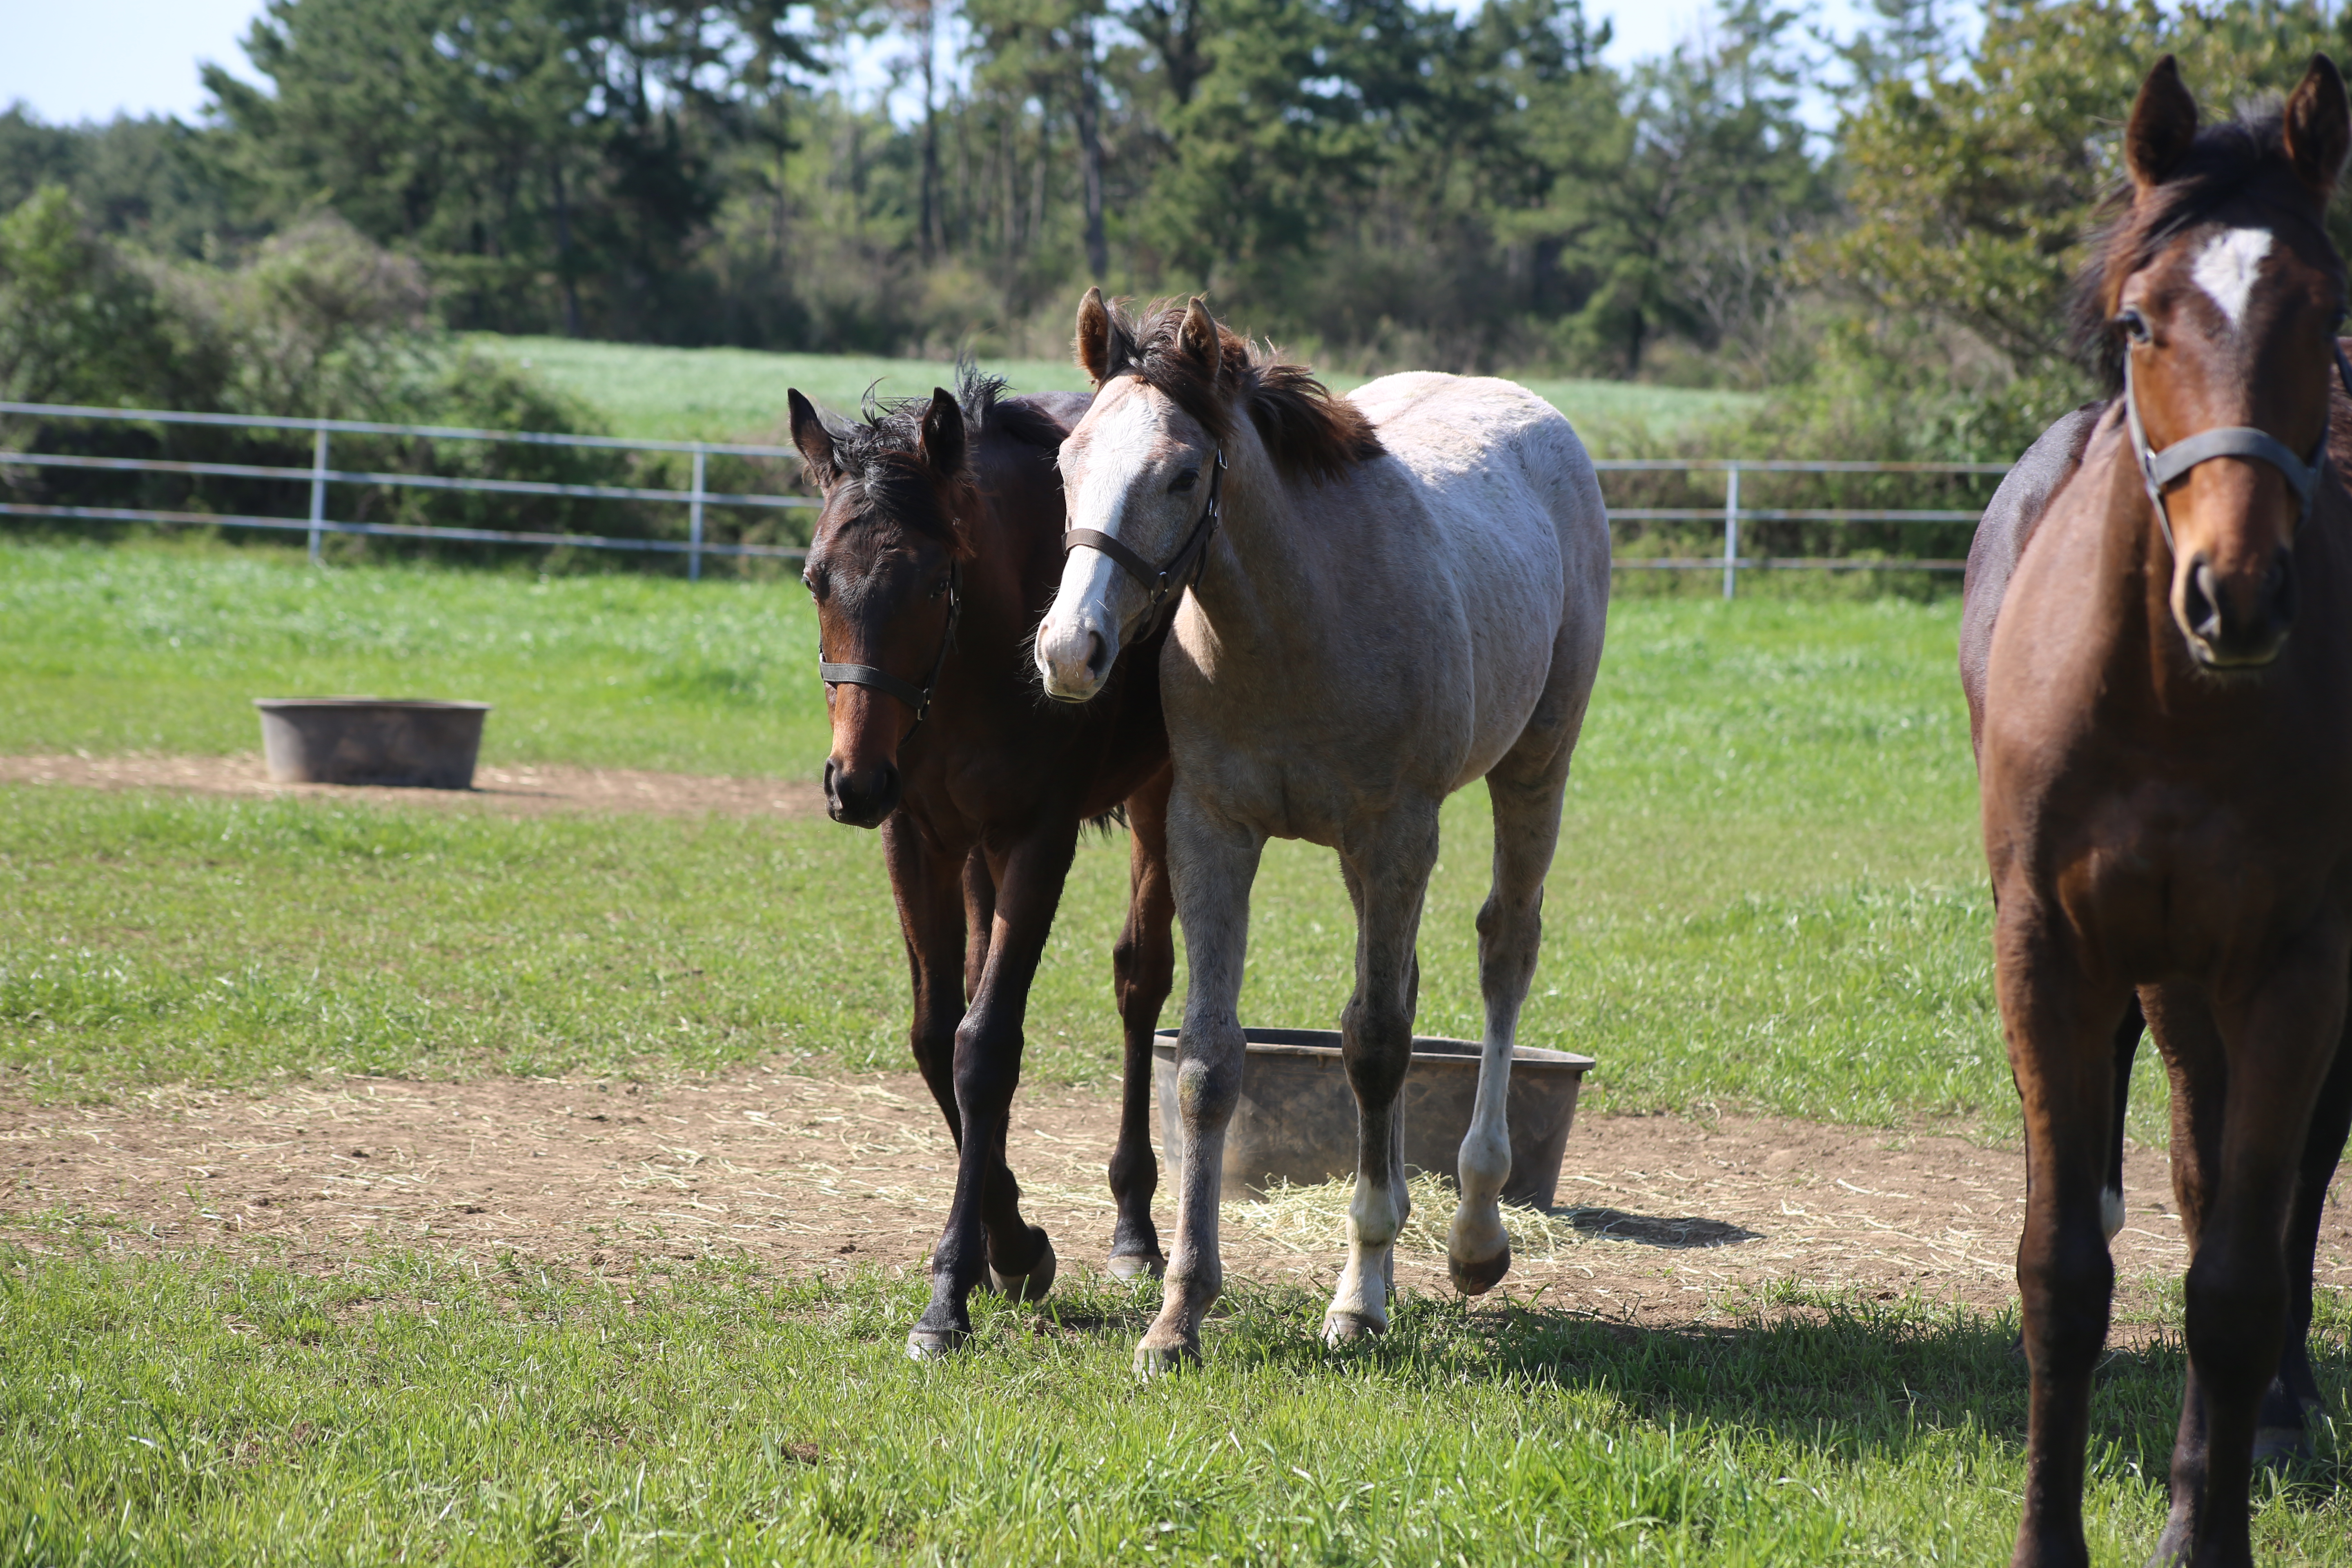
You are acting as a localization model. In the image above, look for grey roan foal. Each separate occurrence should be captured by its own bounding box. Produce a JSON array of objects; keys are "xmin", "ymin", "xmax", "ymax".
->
[{"xmin": 1035, "ymin": 293, "xmax": 1611, "ymax": 1370}]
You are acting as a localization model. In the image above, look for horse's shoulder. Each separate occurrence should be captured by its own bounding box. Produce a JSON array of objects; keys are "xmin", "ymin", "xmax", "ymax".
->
[{"xmin": 1959, "ymin": 401, "xmax": 2111, "ymax": 752}]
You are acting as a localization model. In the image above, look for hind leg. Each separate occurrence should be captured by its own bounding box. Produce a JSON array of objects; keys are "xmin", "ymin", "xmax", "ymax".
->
[
  {"xmin": 1108, "ymin": 766, "xmax": 1176, "ymax": 1279},
  {"xmin": 1448, "ymin": 747, "xmax": 1571, "ymax": 1296},
  {"xmin": 2261, "ymin": 1013, "xmax": 2352, "ymax": 1455}
]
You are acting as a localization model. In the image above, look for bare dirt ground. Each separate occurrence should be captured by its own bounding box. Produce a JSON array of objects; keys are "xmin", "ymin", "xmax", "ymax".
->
[
  {"xmin": 7, "ymin": 1066, "xmax": 2345, "ymax": 1330},
  {"xmin": 0, "ymin": 753, "xmax": 825, "ymax": 819}
]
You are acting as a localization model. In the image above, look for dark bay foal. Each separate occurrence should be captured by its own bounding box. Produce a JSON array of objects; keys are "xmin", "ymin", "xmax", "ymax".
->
[
  {"xmin": 788, "ymin": 368, "xmax": 1174, "ymax": 1358},
  {"xmin": 1965, "ymin": 56, "xmax": 2352, "ymax": 1568}
]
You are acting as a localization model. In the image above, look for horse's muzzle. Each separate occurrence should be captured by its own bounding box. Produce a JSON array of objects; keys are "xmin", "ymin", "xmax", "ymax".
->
[
  {"xmin": 2178, "ymin": 548, "xmax": 2296, "ymax": 668},
  {"xmin": 824, "ymin": 756, "xmax": 902, "ymax": 827}
]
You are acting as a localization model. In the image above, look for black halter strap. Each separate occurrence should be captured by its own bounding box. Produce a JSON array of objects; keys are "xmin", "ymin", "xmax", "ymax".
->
[
  {"xmin": 817, "ymin": 559, "xmax": 961, "ymax": 738},
  {"xmin": 1062, "ymin": 448, "xmax": 1225, "ymax": 640},
  {"xmin": 2124, "ymin": 343, "xmax": 2352, "ymax": 555}
]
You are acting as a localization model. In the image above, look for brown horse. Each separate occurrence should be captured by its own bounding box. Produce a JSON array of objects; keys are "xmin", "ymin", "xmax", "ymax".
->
[
  {"xmin": 788, "ymin": 368, "xmax": 1176, "ymax": 1358},
  {"xmin": 1968, "ymin": 56, "xmax": 2352, "ymax": 1568}
]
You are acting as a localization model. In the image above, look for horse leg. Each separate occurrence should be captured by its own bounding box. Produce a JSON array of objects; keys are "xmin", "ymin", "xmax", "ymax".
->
[
  {"xmin": 962, "ymin": 847, "xmax": 996, "ymax": 1004},
  {"xmin": 1108, "ymin": 765, "xmax": 1175, "ymax": 1280},
  {"xmin": 1133, "ymin": 792, "xmax": 1264, "ymax": 1374},
  {"xmin": 1326, "ymin": 804, "xmax": 1442, "ymax": 1344},
  {"xmin": 2140, "ymin": 983, "xmax": 2227, "ymax": 1565},
  {"xmin": 1448, "ymin": 751, "xmax": 1570, "ymax": 1296},
  {"xmin": 884, "ymin": 818, "xmax": 969, "ymax": 1149},
  {"xmin": 2263, "ymin": 1014, "xmax": 2352, "ymax": 1452},
  {"xmin": 2161, "ymin": 940, "xmax": 2346, "ymax": 1568},
  {"xmin": 2106, "ymin": 996, "xmax": 2146, "ymax": 1243},
  {"xmin": 1998, "ymin": 916, "xmax": 2129, "ymax": 1568},
  {"xmin": 905, "ymin": 824, "xmax": 1080, "ymax": 1358}
]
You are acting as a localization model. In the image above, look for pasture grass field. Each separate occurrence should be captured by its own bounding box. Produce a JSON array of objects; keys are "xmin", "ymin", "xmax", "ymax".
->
[
  {"xmin": 0, "ymin": 534, "xmax": 2039, "ymax": 1133},
  {"xmin": 3, "ymin": 536, "xmax": 2345, "ymax": 1565},
  {"xmin": 472, "ymin": 334, "xmax": 1763, "ymax": 448}
]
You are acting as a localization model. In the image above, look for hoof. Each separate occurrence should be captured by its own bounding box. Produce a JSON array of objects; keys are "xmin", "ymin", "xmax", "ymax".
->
[
  {"xmin": 987, "ymin": 1230, "xmax": 1056, "ymax": 1304},
  {"xmin": 1322, "ymin": 1310, "xmax": 1386, "ymax": 1345},
  {"xmin": 1449, "ymin": 1238, "xmax": 1512, "ymax": 1297},
  {"xmin": 2253, "ymin": 1422, "xmax": 2310, "ymax": 1466},
  {"xmin": 1107, "ymin": 1250, "xmax": 1166, "ymax": 1281},
  {"xmin": 906, "ymin": 1323, "xmax": 969, "ymax": 1361},
  {"xmin": 1132, "ymin": 1336, "xmax": 1199, "ymax": 1376}
]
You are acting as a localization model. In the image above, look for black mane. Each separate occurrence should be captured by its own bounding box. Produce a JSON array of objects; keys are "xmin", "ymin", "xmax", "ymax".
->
[{"xmin": 2074, "ymin": 101, "xmax": 2343, "ymax": 391}]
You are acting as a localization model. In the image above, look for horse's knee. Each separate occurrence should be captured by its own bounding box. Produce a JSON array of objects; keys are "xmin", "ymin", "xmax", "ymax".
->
[
  {"xmin": 1174, "ymin": 1050, "xmax": 1240, "ymax": 1131},
  {"xmin": 2020, "ymin": 1227, "xmax": 2114, "ymax": 1367},
  {"xmin": 2185, "ymin": 1251, "xmax": 2287, "ymax": 1386}
]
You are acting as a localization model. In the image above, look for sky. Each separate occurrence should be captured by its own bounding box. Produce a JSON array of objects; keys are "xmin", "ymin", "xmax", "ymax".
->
[{"xmin": 0, "ymin": 0, "xmax": 1877, "ymax": 128}]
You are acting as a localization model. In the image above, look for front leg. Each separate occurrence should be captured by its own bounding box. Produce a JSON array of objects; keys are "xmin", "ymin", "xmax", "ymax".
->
[
  {"xmin": 883, "ymin": 816, "xmax": 970, "ymax": 1148},
  {"xmin": 906, "ymin": 822, "xmax": 1082, "ymax": 1359},
  {"xmin": 1135, "ymin": 789, "xmax": 1264, "ymax": 1374},
  {"xmin": 1108, "ymin": 765, "xmax": 1176, "ymax": 1279},
  {"xmin": 1327, "ymin": 806, "xmax": 1442, "ymax": 1343},
  {"xmin": 1997, "ymin": 902, "xmax": 2131, "ymax": 1568}
]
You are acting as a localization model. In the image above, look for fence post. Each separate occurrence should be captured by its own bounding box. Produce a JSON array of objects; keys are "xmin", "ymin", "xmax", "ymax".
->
[
  {"xmin": 1721, "ymin": 462, "xmax": 1740, "ymax": 600},
  {"xmin": 688, "ymin": 447, "xmax": 707, "ymax": 581},
  {"xmin": 307, "ymin": 427, "xmax": 330, "ymax": 566}
]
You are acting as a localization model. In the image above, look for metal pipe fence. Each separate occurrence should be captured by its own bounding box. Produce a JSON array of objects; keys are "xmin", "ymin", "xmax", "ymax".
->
[
  {"xmin": 1590, "ymin": 456, "xmax": 2008, "ymax": 597},
  {"xmin": 0, "ymin": 398, "xmax": 816, "ymax": 574},
  {"xmin": 0, "ymin": 400, "xmax": 2013, "ymax": 595}
]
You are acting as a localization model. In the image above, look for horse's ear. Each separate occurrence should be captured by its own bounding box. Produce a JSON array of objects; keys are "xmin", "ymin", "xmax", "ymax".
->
[
  {"xmin": 2284, "ymin": 55, "xmax": 2350, "ymax": 202},
  {"xmin": 1179, "ymin": 297, "xmax": 1223, "ymax": 382},
  {"xmin": 788, "ymin": 389, "xmax": 837, "ymax": 488},
  {"xmin": 1075, "ymin": 287, "xmax": 1115, "ymax": 385},
  {"xmin": 917, "ymin": 387, "xmax": 966, "ymax": 478},
  {"xmin": 2126, "ymin": 55, "xmax": 2198, "ymax": 191}
]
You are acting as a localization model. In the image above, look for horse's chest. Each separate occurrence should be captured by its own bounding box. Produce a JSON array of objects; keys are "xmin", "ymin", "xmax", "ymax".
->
[{"xmin": 2042, "ymin": 768, "xmax": 2352, "ymax": 974}]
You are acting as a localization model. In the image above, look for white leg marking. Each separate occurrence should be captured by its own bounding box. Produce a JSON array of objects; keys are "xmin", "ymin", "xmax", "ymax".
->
[
  {"xmin": 2100, "ymin": 1184, "xmax": 2126, "ymax": 1243},
  {"xmin": 2191, "ymin": 227, "xmax": 2273, "ymax": 329}
]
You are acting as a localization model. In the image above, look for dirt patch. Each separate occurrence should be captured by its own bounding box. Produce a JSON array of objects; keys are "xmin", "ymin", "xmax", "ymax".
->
[
  {"xmin": 7, "ymin": 1066, "xmax": 2344, "ymax": 1329},
  {"xmin": 0, "ymin": 753, "xmax": 823, "ymax": 819}
]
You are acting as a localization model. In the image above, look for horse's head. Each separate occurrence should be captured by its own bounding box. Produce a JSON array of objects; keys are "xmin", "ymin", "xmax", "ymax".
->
[
  {"xmin": 1037, "ymin": 291, "xmax": 1378, "ymax": 701},
  {"xmin": 2098, "ymin": 54, "xmax": 2350, "ymax": 669},
  {"xmin": 790, "ymin": 384, "xmax": 974, "ymax": 827},
  {"xmin": 1037, "ymin": 292, "xmax": 1238, "ymax": 702}
]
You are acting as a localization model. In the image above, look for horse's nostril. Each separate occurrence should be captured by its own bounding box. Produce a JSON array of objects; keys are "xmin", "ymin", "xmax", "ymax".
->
[
  {"xmin": 1085, "ymin": 630, "xmax": 1107, "ymax": 678},
  {"xmin": 2186, "ymin": 556, "xmax": 2223, "ymax": 637}
]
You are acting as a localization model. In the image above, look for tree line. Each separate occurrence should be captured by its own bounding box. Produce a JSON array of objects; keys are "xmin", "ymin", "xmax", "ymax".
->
[{"xmin": 7, "ymin": 0, "xmax": 2352, "ymax": 572}]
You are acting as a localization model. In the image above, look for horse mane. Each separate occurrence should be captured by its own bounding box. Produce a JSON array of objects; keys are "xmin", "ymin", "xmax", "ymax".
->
[
  {"xmin": 2073, "ymin": 99, "xmax": 2344, "ymax": 392},
  {"xmin": 817, "ymin": 361, "xmax": 1048, "ymax": 554},
  {"xmin": 1087, "ymin": 299, "xmax": 1383, "ymax": 483}
]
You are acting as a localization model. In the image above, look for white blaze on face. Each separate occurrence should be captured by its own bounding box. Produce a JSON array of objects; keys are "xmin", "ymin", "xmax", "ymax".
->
[
  {"xmin": 2191, "ymin": 227, "xmax": 2274, "ymax": 329},
  {"xmin": 1036, "ymin": 388, "xmax": 1167, "ymax": 700}
]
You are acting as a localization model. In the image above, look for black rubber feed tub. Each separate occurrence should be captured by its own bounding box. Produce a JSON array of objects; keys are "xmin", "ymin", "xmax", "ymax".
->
[
  {"xmin": 254, "ymin": 699, "xmax": 491, "ymax": 789},
  {"xmin": 1152, "ymin": 1027, "xmax": 1594, "ymax": 1209}
]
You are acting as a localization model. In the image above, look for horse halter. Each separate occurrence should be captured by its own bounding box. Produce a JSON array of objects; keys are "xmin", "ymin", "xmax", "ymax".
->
[
  {"xmin": 1062, "ymin": 447, "xmax": 1226, "ymax": 641},
  {"xmin": 816, "ymin": 559, "xmax": 962, "ymax": 740},
  {"xmin": 2124, "ymin": 341, "xmax": 2352, "ymax": 555}
]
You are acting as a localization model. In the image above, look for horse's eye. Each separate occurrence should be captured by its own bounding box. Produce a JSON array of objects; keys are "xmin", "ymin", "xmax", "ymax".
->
[
  {"xmin": 2117, "ymin": 308, "xmax": 2152, "ymax": 345},
  {"xmin": 929, "ymin": 575, "xmax": 951, "ymax": 599},
  {"xmin": 802, "ymin": 570, "xmax": 824, "ymax": 600},
  {"xmin": 1169, "ymin": 468, "xmax": 1200, "ymax": 495}
]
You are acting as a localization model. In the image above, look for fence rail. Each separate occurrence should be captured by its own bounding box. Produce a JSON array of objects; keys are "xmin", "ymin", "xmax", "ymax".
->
[
  {"xmin": 0, "ymin": 398, "xmax": 815, "ymax": 579},
  {"xmin": 0, "ymin": 399, "xmax": 2012, "ymax": 594}
]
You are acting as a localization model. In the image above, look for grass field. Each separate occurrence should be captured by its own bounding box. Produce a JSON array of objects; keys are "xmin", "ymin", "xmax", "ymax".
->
[
  {"xmin": 0, "ymin": 535, "xmax": 2030, "ymax": 1131},
  {"xmin": 4, "ymin": 537, "xmax": 2345, "ymax": 1566},
  {"xmin": 473, "ymin": 334, "xmax": 1762, "ymax": 449}
]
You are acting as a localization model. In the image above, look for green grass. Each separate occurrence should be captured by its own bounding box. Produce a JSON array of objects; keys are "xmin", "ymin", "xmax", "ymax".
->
[
  {"xmin": 3, "ymin": 538, "xmax": 2346, "ymax": 1564},
  {"xmin": 473, "ymin": 334, "xmax": 1760, "ymax": 449},
  {"xmin": 0, "ymin": 536, "xmax": 2037, "ymax": 1133},
  {"xmin": 0, "ymin": 1245, "xmax": 2344, "ymax": 1566}
]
